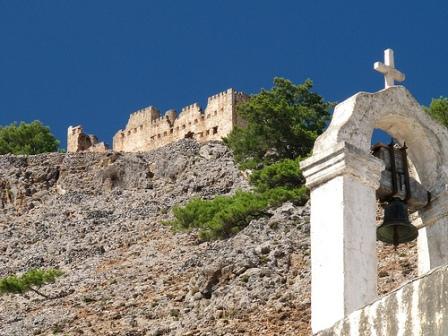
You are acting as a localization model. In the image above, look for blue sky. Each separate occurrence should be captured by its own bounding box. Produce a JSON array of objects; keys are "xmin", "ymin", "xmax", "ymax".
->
[{"xmin": 1, "ymin": 1, "xmax": 447, "ymax": 148}]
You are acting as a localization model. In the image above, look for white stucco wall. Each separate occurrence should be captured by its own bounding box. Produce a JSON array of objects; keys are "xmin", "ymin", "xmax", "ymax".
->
[{"xmin": 316, "ymin": 263, "xmax": 448, "ymax": 336}]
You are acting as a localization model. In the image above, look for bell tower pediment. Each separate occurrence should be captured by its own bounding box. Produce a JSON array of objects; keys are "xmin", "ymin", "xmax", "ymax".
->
[
  {"xmin": 312, "ymin": 85, "xmax": 448, "ymax": 194},
  {"xmin": 300, "ymin": 49, "xmax": 448, "ymax": 334}
]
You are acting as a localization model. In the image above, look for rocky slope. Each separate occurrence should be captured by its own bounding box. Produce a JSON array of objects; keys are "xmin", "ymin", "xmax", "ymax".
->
[{"xmin": 0, "ymin": 140, "xmax": 416, "ymax": 336}]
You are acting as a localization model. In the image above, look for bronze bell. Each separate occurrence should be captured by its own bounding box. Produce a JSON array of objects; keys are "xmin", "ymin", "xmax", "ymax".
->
[{"xmin": 377, "ymin": 198, "xmax": 418, "ymax": 246}]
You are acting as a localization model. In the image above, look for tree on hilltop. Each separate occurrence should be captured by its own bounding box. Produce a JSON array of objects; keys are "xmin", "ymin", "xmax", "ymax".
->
[
  {"xmin": 224, "ymin": 77, "xmax": 333, "ymax": 167},
  {"xmin": 0, "ymin": 120, "xmax": 60, "ymax": 155}
]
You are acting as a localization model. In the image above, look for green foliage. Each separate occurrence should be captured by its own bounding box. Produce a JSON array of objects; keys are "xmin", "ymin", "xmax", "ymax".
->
[
  {"xmin": 169, "ymin": 186, "xmax": 308, "ymax": 240},
  {"xmin": 250, "ymin": 158, "xmax": 304, "ymax": 192},
  {"xmin": 224, "ymin": 77, "xmax": 332, "ymax": 165},
  {"xmin": 171, "ymin": 191, "xmax": 267, "ymax": 240},
  {"xmin": 425, "ymin": 97, "xmax": 448, "ymax": 128},
  {"xmin": 0, "ymin": 121, "xmax": 60, "ymax": 155},
  {"xmin": 169, "ymin": 78, "xmax": 326, "ymax": 240},
  {"xmin": 0, "ymin": 268, "xmax": 64, "ymax": 298},
  {"xmin": 261, "ymin": 186, "xmax": 308, "ymax": 206}
]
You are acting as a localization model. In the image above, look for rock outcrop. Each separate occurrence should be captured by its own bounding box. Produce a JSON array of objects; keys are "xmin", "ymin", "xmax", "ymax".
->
[{"xmin": 0, "ymin": 139, "xmax": 417, "ymax": 336}]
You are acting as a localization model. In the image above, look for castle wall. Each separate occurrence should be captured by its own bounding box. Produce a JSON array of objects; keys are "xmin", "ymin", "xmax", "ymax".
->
[
  {"xmin": 112, "ymin": 88, "xmax": 248, "ymax": 152},
  {"xmin": 67, "ymin": 126, "xmax": 108, "ymax": 153}
]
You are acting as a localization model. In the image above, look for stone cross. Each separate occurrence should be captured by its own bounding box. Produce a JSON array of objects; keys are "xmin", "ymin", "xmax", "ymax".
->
[{"xmin": 374, "ymin": 49, "xmax": 405, "ymax": 88}]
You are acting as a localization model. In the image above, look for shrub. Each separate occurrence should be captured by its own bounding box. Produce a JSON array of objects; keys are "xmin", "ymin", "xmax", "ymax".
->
[
  {"xmin": 262, "ymin": 186, "xmax": 309, "ymax": 206},
  {"xmin": 171, "ymin": 191, "xmax": 268, "ymax": 240},
  {"xmin": 250, "ymin": 158, "xmax": 305, "ymax": 192},
  {"xmin": 169, "ymin": 186, "xmax": 308, "ymax": 240}
]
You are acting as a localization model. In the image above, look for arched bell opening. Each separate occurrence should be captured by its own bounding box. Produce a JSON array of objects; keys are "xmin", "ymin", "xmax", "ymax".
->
[
  {"xmin": 372, "ymin": 114, "xmax": 440, "ymax": 189},
  {"xmin": 371, "ymin": 127, "xmax": 421, "ymax": 295},
  {"xmin": 302, "ymin": 86, "xmax": 448, "ymax": 333}
]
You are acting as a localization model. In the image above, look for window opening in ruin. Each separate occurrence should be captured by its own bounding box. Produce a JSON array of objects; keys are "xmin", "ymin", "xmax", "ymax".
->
[
  {"xmin": 184, "ymin": 131, "xmax": 194, "ymax": 139},
  {"xmin": 182, "ymin": 125, "xmax": 186, "ymax": 129},
  {"xmin": 212, "ymin": 126, "xmax": 218, "ymax": 134},
  {"xmin": 206, "ymin": 130, "xmax": 210, "ymax": 135},
  {"xmin": 157, "ymin": 134, "xmax": 161, "ymax": 138},
  {"xmin": 214, "ymin": 111, "xmax": 217, "ymax": 116},
  {"xmin": 170, "ymin": 129, "xmax": 173, "ymax": 134}
]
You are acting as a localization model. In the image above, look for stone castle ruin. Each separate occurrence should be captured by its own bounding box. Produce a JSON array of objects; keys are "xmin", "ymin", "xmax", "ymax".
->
[
  {"xmin": 67, "ymin": 125, "xmax": 109, "ymax": 153},
  {"xmin": 67, "ymin": 88, "xmax": 247, "ymax": 153}
]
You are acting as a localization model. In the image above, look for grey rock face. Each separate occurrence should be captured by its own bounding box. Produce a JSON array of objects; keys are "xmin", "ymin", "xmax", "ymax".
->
[
  {"xmin": 0, "ymin": 140, "xmax": 313, "ymax": 336},
  {"xmin": 0, "ymin": 139, "xmax": 416, "ymax": 336}
]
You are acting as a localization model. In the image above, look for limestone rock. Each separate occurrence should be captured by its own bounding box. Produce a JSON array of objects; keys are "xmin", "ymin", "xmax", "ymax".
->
[{"xmin": 0, "ymin": 139, "xmax": 417, "ymax": 336}]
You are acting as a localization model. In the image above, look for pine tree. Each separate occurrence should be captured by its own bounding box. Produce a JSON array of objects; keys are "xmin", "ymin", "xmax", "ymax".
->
[
  {"xmin": 0, "ymin": 268, "xmax": 64, "ymax": 299},
  {"xmin": 0, "ymin": 121, "xmax": 60, "ymax": 155},
  {"xmin": 224, "ymin": 77, "xmax": 333, "ymax": 167}
]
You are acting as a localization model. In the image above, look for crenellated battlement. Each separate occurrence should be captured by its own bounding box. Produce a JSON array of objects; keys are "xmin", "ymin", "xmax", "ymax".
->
[
  {"xmin": 180, "ymin": 103, "xmax": 202, "ymax": 115},
  {"xmin": 131, "ymin": 105, "xmax": 159, "ymax": 115},
  {"xmin": 68, "ymin": 88, "xmax": 248, "ymax": 153},
  {"xmin": 207, "ymin": 88, "xmax": 247, "ymax": 102},
  {"xmin": 207, "ymin": 88, "xmax": 234, "ymax": 102},
  {"xmin": 110, "ymin": 88, "xmax": 248, "ymax": 152}
]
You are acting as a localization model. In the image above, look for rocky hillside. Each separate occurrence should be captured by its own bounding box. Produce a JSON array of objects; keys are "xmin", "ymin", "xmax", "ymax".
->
[{"xmin": 0, "ymin": 140, "xmax": 417, "ymax": 336}]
